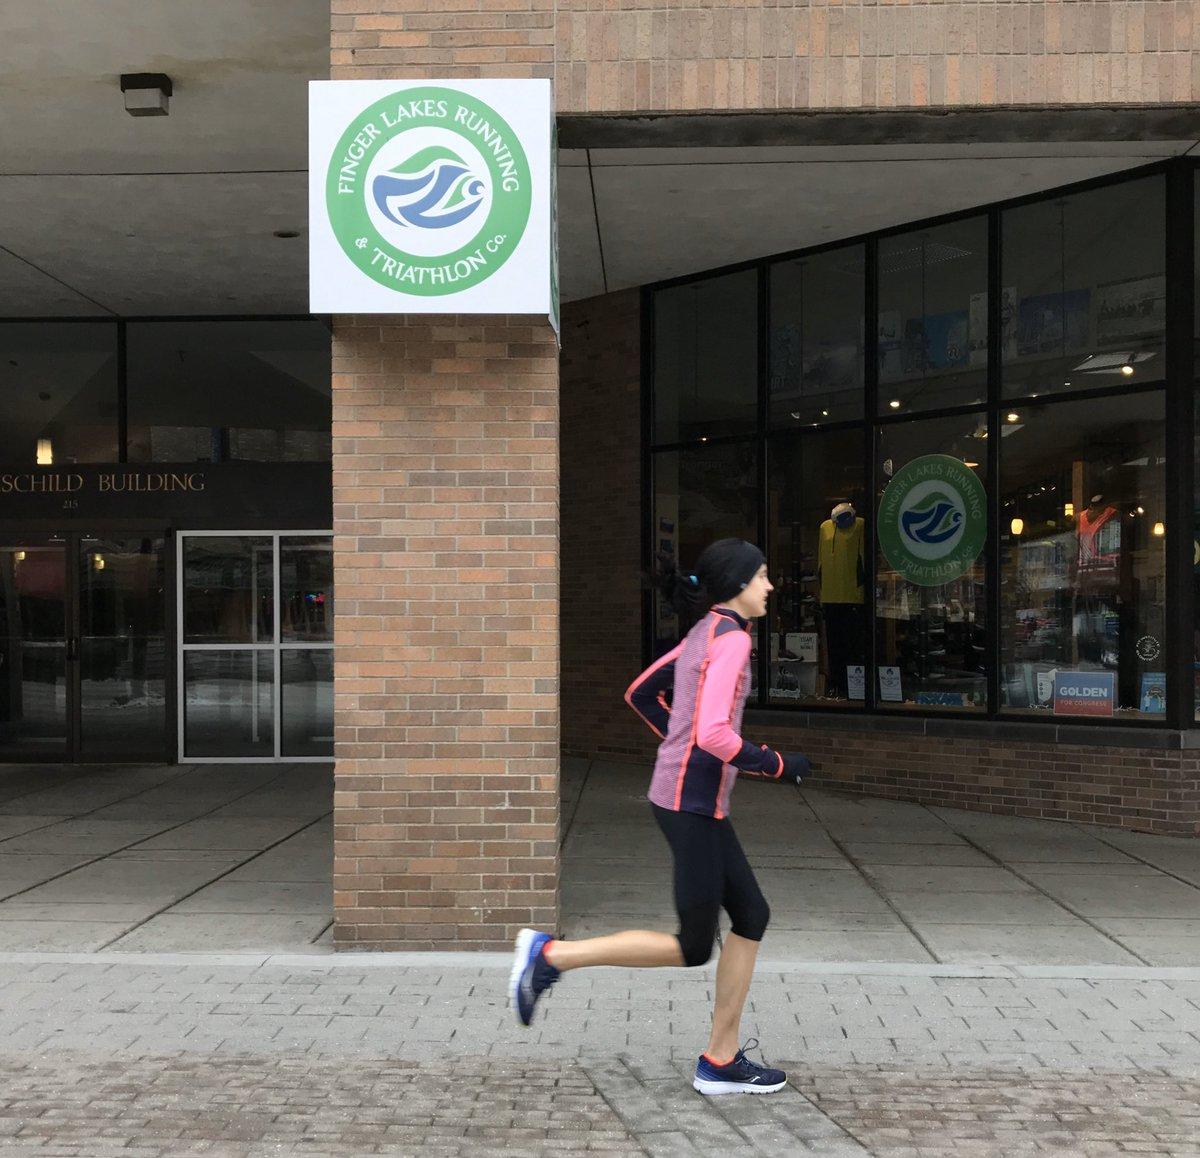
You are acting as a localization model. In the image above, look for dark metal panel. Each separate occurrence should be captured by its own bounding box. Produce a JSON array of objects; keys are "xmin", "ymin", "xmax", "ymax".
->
[
  {"xmin": 986, "ymin": 208, "xmax": 1002, "ymax": 716},
  {"xmin": 1164, "ymin": 160, "xmax": 1196, "ymax": 731},
  {"xmin": 559, "ymin": 107, "xmax": 1200, "ymax": 151}
]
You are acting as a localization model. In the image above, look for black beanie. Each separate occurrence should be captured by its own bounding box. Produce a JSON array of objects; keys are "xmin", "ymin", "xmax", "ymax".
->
[{"xmin": 693, "ymin": 538, "xmax": 764, "ymax": 603}]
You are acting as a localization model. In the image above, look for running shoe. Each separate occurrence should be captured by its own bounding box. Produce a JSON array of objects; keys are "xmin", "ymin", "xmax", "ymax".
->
[
  {"xmin": 510, "ymin": 928, "xmax": 559, "ymax": 1027},
  {"xmin": 692, "ymin": 1039, "xmax": 786, "ymax": 1095}
]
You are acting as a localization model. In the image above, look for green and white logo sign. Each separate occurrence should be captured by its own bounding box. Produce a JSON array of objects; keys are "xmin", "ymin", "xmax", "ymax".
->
[
  {"xmin": 310, "ymin": 80, "xmax": 553, "ymax": 317},
  {"xmin": 878, "ymin": 454, "xmax": 986, "ymax": 586}
]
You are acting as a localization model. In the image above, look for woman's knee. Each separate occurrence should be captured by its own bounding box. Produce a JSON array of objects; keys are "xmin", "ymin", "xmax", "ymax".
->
[
  {"xmin": 730, "ymin": 896, "xmax": 770, "ymax": 943},
  {"xmin": 676, "ymin": 904, "xmax": 719, "ymax": 966}
]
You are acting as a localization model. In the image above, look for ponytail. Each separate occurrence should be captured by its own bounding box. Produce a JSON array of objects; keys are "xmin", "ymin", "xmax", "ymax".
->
[{"xmin": 653, "ymin": 553, "xmax": 709, "ymax": 620}]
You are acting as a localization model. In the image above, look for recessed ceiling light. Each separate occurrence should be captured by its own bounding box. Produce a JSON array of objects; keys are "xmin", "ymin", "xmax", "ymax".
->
[
  {"xmin": 1121, "ymin": 364, "xmax": 1135, "ymax": 376},
  {"xmin": 889, "ymin": 399, "xmax": 901, "ymax": 409},
  {"xmin": 1006, "ymin": 411, "xmax": 1019, "ymax": 422}
]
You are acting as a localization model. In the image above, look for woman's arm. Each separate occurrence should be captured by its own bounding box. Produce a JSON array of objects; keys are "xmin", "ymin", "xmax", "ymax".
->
[
  {"xmin": 694, "ymin": 630, "xmax": 784, "ymax": 777},
  {"xmin": 624, "ymin": 639, "xmax": 685, "ymax": 739}
]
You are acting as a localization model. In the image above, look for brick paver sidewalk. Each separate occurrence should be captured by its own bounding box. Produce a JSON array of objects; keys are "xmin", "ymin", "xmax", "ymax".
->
[{"xmin": 0, "ymin": 953, "xmax": 1197, "ymax": 1155}]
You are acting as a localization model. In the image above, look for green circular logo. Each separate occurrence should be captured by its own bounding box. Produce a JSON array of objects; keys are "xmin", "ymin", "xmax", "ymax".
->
[
  {"xmin": 325, "ymin": 87, "xmax": 531, "ymax": 297},
  {"xmin": 878, "ymin": 454, "xmax": 987, "ymax": 586}
]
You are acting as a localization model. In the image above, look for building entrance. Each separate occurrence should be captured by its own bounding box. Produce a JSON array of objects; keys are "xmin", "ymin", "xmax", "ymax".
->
[{"xmin": 0, "ymin": 532, "xmax": 168, "ymax": 763}]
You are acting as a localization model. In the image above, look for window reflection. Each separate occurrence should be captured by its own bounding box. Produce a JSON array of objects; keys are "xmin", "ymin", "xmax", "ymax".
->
[
  {"xmin": 1000, "ymin": 394, "xmax": 1166, "ymax": 718},
  {"xmin": 653, "ymin": 271, "xmax": 758, "ymax": 444},
  {"xmin": 281, "ymin": 537, "xmax": 332, "ymax": 643},
  {"xmin": 767, "ymin": 430, "xmax": 866, "ymax": 705},
  {"xmin": 878, "ymin": 217, "xmax": 988, "ymax": 415},
  {"xmin": 769, "ymin": 246, "xmax": 865, "ymax": 427},
  {"xmin": 1002, "ymin": 177, "xmax": 1165, "ymax": 400},
  {"xmin": 876, "ymin": 416, "xmax": 988, "ymax": 710},
  {"xmin": 183, "ymin": 536, "xmax": 273, "ymax": 644},
  {"xmin": 653, "ymin": 444, "xmax": 757, "ymax": 655},
  {"xmin": 126, "ymin": 320, "xmax": 331, "ymax": 463},
  {"xmin": 0, "ymin": 323, "xmax": 119, "ymax": 464}
]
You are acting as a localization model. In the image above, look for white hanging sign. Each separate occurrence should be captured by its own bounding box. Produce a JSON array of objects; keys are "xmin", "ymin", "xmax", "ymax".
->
[{"xmin": 309, "ymin": 79, "xmax": 555, "ymax": 323}]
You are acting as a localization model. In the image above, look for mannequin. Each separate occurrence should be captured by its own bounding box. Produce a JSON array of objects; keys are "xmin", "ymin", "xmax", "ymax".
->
[{"xmin": 818, "ymin": 502, "xmax": 866, "ymax": 698}]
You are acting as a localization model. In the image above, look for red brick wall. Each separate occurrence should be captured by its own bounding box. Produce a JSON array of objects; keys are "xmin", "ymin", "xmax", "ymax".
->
[
  {"xmin": 560, "ymin": 290, "xmax": 652, "ymax": 765},
  {"xmin": 330, "ymin": 0, "xmax": 561, "ymax": 950},
  {"xmin": 334, "ymin": 1, "xmax": 1197, "ymax": 112},
  {"xmin": 763, "ymin": 722, "xmax": 1200, "ymax": 837},
  {"xmin": 331, "ymin": 316, "xmax": 560, "ymax": 949}
]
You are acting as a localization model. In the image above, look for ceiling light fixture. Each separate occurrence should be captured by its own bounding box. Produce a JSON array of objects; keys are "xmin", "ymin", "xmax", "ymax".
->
[
  {"xmin": 1006, "ymin": 411, "xmax": 1019, "ymax": 423},
  {"xmin": 889, "ymin": 399, "xmax": 901, "ymax": 410},
  {"xmin": 120, "ymin": 72, "xmax": 172, "ymax": 117}
]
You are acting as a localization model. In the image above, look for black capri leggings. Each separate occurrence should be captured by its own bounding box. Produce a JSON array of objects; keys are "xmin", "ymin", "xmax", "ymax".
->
[{"xmin": 652, "ymin": 803, "xmax": 771, "ymax": 967}]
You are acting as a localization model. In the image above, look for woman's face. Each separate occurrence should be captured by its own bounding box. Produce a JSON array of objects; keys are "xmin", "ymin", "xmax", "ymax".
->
[{"xmin": 730, "ymin": 563, "xmax": 773, "ymax": 619}]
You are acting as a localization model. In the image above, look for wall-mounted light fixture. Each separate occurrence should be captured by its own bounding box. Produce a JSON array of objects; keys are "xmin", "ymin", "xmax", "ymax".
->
[
  {"xmin": 1010, "ymin": 518, "xmax": 1024, "ymax": 536},
  {"xmin": 1153, "ymin": 521, "xmax": 1165, "ymax": 537},
  {"xmin": 36, "ymin": 438, "xmax": 52, "ymax": 465},
  {"xmin": 120, "ymin": 73, "xmax": 172, "ymax": 117},
  {"xmin": 1063, "ymin": 502, "xmax": 1075, "ymax": 518}
]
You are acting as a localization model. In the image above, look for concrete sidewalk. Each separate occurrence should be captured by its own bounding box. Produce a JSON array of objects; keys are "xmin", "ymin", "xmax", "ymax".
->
[
  {"xmin": 1, "ymin": 755, "xmax": 1199, "ymax": 968},
  {"xmin": 0, "ymin": 762, "xmax": 332, "ymax": 952},
  {"xmin": 563, "ymin": 758, "xmax": 1200, "ymax": 967}
]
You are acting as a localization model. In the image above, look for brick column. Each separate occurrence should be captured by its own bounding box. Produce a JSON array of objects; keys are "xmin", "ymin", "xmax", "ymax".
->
[
  {"xmin": 329, "ymin": 3, "xmax": 559, "ymax": 950},
  {"xmin": 332, "ymin": 316, "xmax": 559, "ymax": 950}
]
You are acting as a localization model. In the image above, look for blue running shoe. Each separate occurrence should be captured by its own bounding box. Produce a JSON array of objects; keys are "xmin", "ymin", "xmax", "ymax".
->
[
  {"xmin": 692, "ymin": 1039, "xmax": 786, "ymax": 1095},
  {"xmin": 510, "ymin": 928, "xmax": 560, "ymax": 1027}
]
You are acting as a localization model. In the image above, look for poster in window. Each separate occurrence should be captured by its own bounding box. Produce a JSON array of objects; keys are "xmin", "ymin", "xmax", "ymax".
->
[
  {"xmin": 1139, "ymin": 672, "xmax": 1166, "ymax": 715},
  {"xmin": 1095, "ymin": 275, "xmax": 1166, "ymax": 344},
  {"xmin": 1017, "ymin": 290, "xmax": 1090, "ymax": 356},
  {"xmin": 924, "ymin": 310, "xmax": 969, "ymax": 371}
]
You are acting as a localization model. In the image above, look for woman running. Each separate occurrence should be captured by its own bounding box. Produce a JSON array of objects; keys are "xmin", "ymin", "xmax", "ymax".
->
[{"xmin": 510, "ymin": 538, "xmax": 811, "ymax": 1095}]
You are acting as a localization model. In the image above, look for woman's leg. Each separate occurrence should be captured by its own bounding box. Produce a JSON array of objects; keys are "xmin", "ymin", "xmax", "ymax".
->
[
  {"xmin": 551, "ymin": 805, "xmax": 722, "ymax": 973},
  {"xmin": 705, "ymin": 821, "xmax": 771, "ymax": 1061},
  {"xmin": 706, "ymin": 932, "xmax": 760, "ymax": 1060},
  {"xmin": 546, "ymin": 930, "xmax": 682, "ymax": 971}
]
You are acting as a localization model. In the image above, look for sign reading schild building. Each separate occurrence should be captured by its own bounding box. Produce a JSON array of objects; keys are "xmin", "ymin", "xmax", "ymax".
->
[{"xmin": 308, "ymin": 79, "xmax": 556, "ymax": 327}]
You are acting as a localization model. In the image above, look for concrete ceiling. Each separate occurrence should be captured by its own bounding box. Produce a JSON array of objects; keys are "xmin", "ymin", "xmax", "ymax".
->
[{"xmin": 0, "ymin": 3, "xmax": 1195, "ymax": 316}]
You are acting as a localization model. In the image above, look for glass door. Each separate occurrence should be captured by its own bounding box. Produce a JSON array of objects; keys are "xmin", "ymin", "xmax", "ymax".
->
[
  {"xmin": 75, "ymin": 535, "xmax": 168, "ymax": 760},
  {"xmin": 0, "ymin": 539, "xmax": 68, "ymax": 759}
]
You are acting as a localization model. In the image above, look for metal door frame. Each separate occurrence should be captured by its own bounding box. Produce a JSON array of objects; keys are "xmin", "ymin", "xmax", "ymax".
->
[
  {"xmin": 69, "ymin": 530, "xmax": 173, "ymax": 764},
  {"xmin": 177, "ymin": 530, "xmax": 334, "ymax": 764}
]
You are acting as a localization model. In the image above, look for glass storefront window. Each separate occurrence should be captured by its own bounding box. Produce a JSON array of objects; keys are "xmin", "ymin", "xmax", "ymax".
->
[
  {"xmin": 653, "ymin": 271, "xmax": 758, "ymax": 444},
  {"xmin": 766, "ymin": 429, "xmax": 866, "ymax": 705},
  {"xmin": 180, "ymin": 533, "xmax": 333, "ymax": 759},
  {"xmin": 183, "ymin": 650, "xmax": 274, "ymax": 758},
  {"xmin": 999, "ymin": 395, "xmax": 1166, "ymax": 719},
  {"xmin": 0, "ymin": 543, "xmax": 67, "ymax": 754},
  {"xmin": 183, "ymin": 536, "xmax": 273, "ymax": 644},
  {"xmin": 652, "ymin": 443, "xmax": 757, "ymax": 655},
  {"xmin": 769, "ymin": 245, "xmax": 865, "ymax": 427},
  {"xmin": 0, "ymin": 322, "xmax": 119, "ymax": 464},
  {"xmin": 876, "ymin": 415, "xmax": 988, "ymax": 710},
  {"xmin": 281, "ymin": 536, "xmax": 332, "ymax": 643},
  {"xmin": 878, "ymin": 216, "xmax": 988, "ymax": 415},
  {"xmin": 1002, "ymin": 177, "xmax": 1166, "ymax": 400},
  {"xmin": 126, "ymin": 320, "xmax": 331, "ymax": 463},
  {"xmin": 281, "ymin": 649, "xmax": 333, "ymax": 757}
]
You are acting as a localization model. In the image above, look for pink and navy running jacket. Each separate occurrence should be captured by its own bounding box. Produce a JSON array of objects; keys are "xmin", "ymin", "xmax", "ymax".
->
[{"xmin": 625, "ymin": 606, "xmax": 785, "ymax": 819}]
